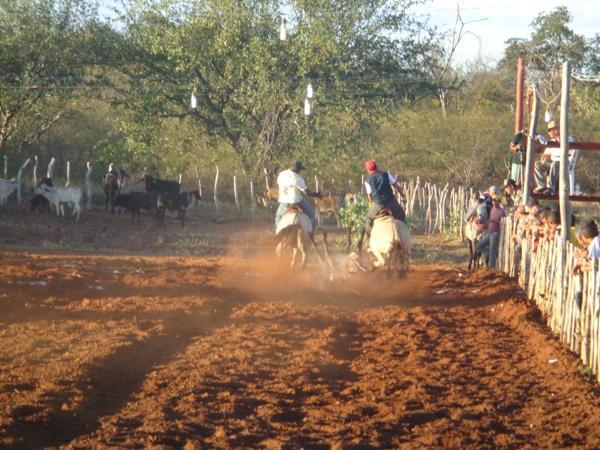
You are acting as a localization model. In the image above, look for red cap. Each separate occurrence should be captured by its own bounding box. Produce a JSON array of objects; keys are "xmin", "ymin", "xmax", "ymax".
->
[{"xmin": 364, "ymin": 160, "xmax": 377, "ymax": 173}]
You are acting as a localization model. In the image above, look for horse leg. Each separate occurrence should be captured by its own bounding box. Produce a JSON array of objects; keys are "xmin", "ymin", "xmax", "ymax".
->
[
  {"xmin": 467, "ymin": 239, "xmax": 474, "ymax": 270},
  {"xmin": 298, "ymin": 230, "xmax": 307, "ymax": 268},
  {"xmin": 275, "ymin": 240, "xmax": 284, "ymax": 259}
]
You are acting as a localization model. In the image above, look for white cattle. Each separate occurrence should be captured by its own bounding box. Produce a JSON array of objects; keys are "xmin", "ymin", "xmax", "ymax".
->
[
  {"xmin": 0, "ymin": 179, "xmax": 18, "ymax": 206},
  {"xmin": 37, "ymin": 184, "xmax": 83, "ymax": 220},
  {"xmin": 368, "ymin": 216, "xmax": 411, "ymax": 275}
]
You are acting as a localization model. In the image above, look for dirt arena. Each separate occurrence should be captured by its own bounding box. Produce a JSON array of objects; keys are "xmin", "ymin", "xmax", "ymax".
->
[{"xmin": 2, "ymin": 208, "xmax": 600, "ymax": 449}]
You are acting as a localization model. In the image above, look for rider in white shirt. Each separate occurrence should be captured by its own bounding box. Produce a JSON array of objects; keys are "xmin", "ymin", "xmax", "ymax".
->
[{"xmin": 275, "ymin": 160, "xmax": 320, "ymax": 232}]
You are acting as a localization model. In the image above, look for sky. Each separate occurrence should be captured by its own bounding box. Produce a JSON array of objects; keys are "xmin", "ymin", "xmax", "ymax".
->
[
  {"xmin": 99, "ymin": 0, "xmax": 599, "ymax": 64},
  {"xmin": 412, "ymin": 0, "xmax": 599, "ymax": 64}
]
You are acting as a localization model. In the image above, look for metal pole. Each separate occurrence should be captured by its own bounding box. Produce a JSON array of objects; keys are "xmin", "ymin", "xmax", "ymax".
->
[
  {"xmin": 523, "ymin": 84, "xmax": 539, "ymax": 206},
  {"xmin": 559, "ymin": 61, "xmax": 571, "ymax": 244}
]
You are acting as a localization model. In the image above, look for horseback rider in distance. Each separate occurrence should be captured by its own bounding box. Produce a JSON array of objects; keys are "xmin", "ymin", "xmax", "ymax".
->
[{"xmin": 363, "ymin": 160, "xmax": 406, "ymax": 236}]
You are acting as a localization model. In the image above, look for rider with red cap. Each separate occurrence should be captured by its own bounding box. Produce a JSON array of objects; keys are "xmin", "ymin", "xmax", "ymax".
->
[{"xmin": 364, "ymin": 160, "xmax": 405, "ymax": 235}]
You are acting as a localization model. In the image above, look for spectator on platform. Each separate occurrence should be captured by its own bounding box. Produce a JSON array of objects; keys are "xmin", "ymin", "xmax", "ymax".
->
[{"xmin": 534, "ymin": 120, "xmax": 574, "ymax": 194}]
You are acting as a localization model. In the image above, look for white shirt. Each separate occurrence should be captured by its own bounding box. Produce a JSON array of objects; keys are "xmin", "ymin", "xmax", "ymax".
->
[
  {"xmin": 364, "ymin": 173, "xmax": 397, "ymax": 195},
  {"xmin": 539, "ymin": 135, "xmax": 575, "ymax": 162},
  {"xmin": 588, "ymin": 235, "xmax": 600, "ymax": 259},
  {"xmin": 277, "ymin": 169, "xmax": 307, "ymax": 204}
]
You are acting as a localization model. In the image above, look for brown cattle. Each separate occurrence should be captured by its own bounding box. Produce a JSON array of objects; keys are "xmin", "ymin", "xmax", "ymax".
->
[
  {"xmin": 315, "ymin": 194, "xmax": 340, "ymax": 228},
  {"xmin": 257, "ymin": 188, "xmax": 279, "ymax": 208}
]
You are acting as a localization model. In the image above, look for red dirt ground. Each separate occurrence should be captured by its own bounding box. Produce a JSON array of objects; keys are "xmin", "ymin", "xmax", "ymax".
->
[{"xmin": 2, "ymin": 209, "xmax": 600, "ymax": 449}]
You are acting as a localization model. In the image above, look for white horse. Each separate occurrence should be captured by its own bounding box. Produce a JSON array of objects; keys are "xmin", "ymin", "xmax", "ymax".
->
[
  {"xmin": 368, "ymin": 214, "xmax": 411, "ymax": 277},
  {"xmin": 275, "ymin": 208, "xmax": 313, "ymax": 268}
]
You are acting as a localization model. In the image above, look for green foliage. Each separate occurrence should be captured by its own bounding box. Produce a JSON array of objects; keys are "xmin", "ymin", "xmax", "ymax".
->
[
  {"xmin": 1, "ymin": 2, "xmax": 599, "ymax": 199},
  {"xmin": 110, "ymin": 0, "xmax": 435, "ymax": 176},
  {"xmin": 339, "ymin": 196, "xmax": 369, "ymax": 244},
  {"xmin": 0, "ymin": 0, "xmax": 114, "ymax": 157}
]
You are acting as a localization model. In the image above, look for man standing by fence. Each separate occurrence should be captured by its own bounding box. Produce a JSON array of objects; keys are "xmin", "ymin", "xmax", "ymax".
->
[{"xmin": 476, "ymin": 187, "xmax": 505, "ymax": 269}]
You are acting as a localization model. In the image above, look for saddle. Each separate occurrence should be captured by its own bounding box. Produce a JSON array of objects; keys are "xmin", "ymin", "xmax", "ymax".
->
[
  {"xmin": 276, "ymin": 208, "xmax": 313, "ymax": 236},
  {"xmin": 375, "ymin": 207, "xmax": 393, "ymax": 219}
]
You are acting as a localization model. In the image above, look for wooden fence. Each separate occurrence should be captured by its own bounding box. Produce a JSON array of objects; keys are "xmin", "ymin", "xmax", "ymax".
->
[
  {"xmin": 498, "ymin": 215, "xmax": 600, "ymax": 380},
  {"xmin": 401, "ymin": 177, "xmax": 473, "ymax": 237}
]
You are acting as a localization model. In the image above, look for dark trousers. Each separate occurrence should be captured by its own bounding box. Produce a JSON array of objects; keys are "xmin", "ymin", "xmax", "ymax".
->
[
  {"xmin": 534, "ymin": 160, "xmax": 559, "ymax": 192},
  {"xmin": 365, "ymin": 200, "xmax": 406, "ymax": 234}
]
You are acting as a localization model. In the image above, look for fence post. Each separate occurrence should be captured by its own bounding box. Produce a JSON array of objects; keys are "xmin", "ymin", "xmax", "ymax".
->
[
  {"xmin": 85, "ymin": 161, "xmax": 92, "ymax": 209},
  {"xmin": 3, "ymin": 155, "xmax": 7, "ymax": 179},
  {"xmin": 523, "ymin": 84, "xmax": 539, "ymax": 205},
  {"xmin": 214, "ymin": 165, "xmax": 221, "ymax": 217},
  {"xmin": 559, "ymin": 61, "xmax": 571, "ymax": 243},
  {"xmin": 264, "ymin": 168, "xmax": 269, "ymax": 191},
  {"xmin": 17, "ymin": 158, "xmax": 31, "ymax": 204},
  {"xmin": 65, "ymin": 161, "xmax": 70, "ymax": 186},
  {"xmin": 47, "ymin": 157, "xmax": 56, "ymax": 179},
  {"xmin": 233, "ymin": 174, "xmax": 240, "ymax": 215},
  {"xmin": 33, "ymin": 155, "xmax": 38, "ymax": 193},
  {"xmin": 250, "ymin": 180, "xmax": 256, "ymax": 221},
  {"xmin": 194, "ymin": 165, "xmax": 203, "ymax": 197}
]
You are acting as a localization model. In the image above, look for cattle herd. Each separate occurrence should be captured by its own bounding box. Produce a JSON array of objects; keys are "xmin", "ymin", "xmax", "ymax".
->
[
  {"xmin": 0, "ymin": 166, "xmax": 350, "ymax": 229},
  {"xmin": 0, "ymin": 166, "xmax": 201, "ymax": 228}
]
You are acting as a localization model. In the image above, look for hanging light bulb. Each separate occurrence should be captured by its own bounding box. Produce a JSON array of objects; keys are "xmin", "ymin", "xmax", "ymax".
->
[
  {"xmin": 190, "ymin": 91, "xmax": 197, "ymax": 110},
  {"xmin": 304, "ymin": 98, "xmax": 311, "ymax": 116},
  {"xmin": 306, "ymin": 83, "xmax": 313, "ymax": 99},
  {"xmin": 279, "ymin": 16, "xmax": 287, "ymax": 41},
  {"xmin": 544, "ymin": 108, "xmax": 552, "ymax": 123}
]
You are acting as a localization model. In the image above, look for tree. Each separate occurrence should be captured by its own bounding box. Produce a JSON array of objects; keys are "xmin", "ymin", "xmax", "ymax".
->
[
  {"xmin": 498, "ymin": 7, "xmax": 587, "ymax": 112},
  {"xmin": 0, "ymin": 0, "xmax": 112, "ymax": 161},
  {"xmin": 113, "ymin": 0, "xmax": 435, "ymax": 176}
]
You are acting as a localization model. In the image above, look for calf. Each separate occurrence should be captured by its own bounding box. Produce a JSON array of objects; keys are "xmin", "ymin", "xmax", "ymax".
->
[
  {"xmin": 37, "ymin": 184, "xmax": 83, "ymax": 220},
  {"xmin": 30, "ymin": 194, "xmax": 51, "ymax": 214},
  {"xmin": 0, "ymin": 178, "xmax": 18, "ymax": 206},
  {"xmin": 256, "ymin": 188, "xmax": 279, "ymax": 208},
  {"xmin": 156, "ymin": 190, "xmax": 201, "ymax": 227},
  {"xmin": 114, "ymin": 191, "xmax": 157, "ymax": 220},
  {"xmin": 315, "ymin": 193, "xmax": 340, "ymax": 227},
  {"xmin": 142, "ymin": 174, "xmax": 180, "ymax": 194},
  {"xmin": 103, "ymin": 170, "xmax": 120, "ymax": 212}
]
